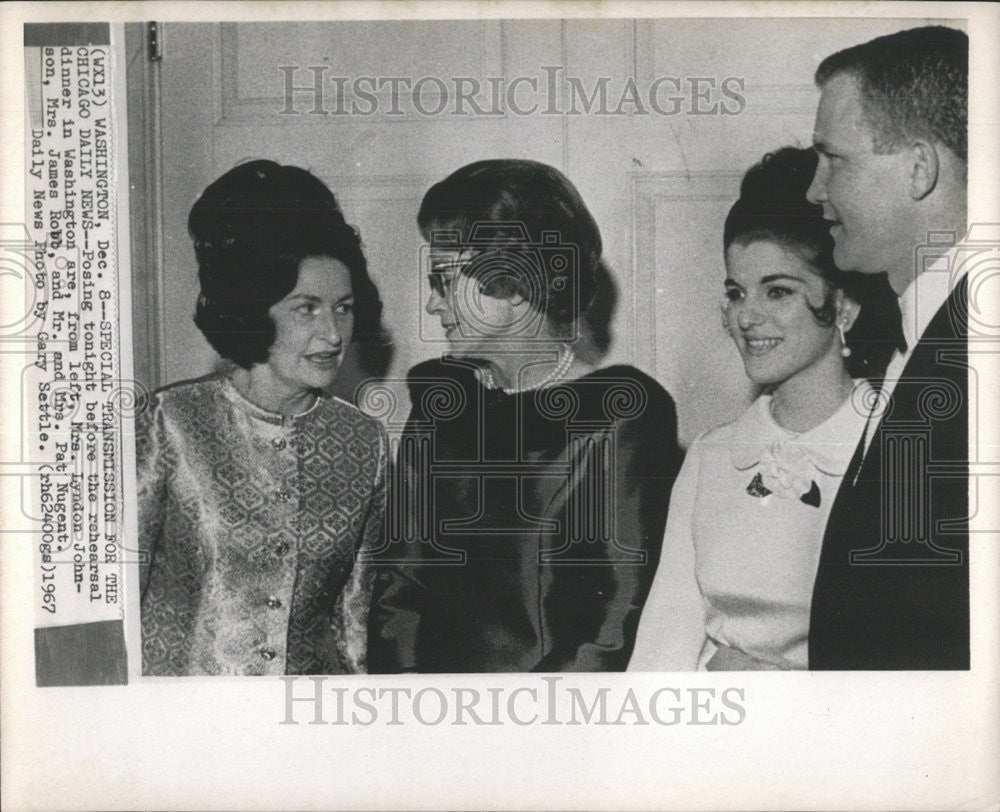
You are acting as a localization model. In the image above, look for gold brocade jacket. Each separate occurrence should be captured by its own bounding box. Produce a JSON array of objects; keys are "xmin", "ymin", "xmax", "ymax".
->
[{"xmin": 138, "ymin": 375, "xmax": 387, "ymax": 676}]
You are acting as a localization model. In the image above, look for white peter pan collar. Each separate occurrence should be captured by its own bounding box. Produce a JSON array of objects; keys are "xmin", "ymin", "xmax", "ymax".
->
[{"xmin": 729, "ymin": 379, "xmax": 875, "ymax": 477}]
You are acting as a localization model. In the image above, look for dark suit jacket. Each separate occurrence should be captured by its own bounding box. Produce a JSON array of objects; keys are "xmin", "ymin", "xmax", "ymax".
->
[{"xmin": 809, "ymin": 277, "xmax": 969, "ymax": 669}]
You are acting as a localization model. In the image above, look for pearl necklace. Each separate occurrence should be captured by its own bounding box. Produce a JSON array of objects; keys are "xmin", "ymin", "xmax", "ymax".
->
[{"xmin": 481, "ymin": 344, "xmax": 575, "ymax": 394}]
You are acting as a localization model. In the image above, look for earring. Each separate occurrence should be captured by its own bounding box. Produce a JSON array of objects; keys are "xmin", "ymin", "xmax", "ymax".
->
[{"xmin": 837, "ymin": 322, "xmax": 851, "ymax": 357}]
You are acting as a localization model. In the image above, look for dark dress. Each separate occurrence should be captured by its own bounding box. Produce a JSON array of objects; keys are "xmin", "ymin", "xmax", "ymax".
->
[{"xmin": 368, "ymin": 357, "xmax": 683, "ymax": 673}]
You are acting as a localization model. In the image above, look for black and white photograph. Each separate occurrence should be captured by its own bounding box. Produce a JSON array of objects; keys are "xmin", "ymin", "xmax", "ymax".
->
[{"xmin": 2, "ymin": 2, "xmax": 998, "ymax": 810}]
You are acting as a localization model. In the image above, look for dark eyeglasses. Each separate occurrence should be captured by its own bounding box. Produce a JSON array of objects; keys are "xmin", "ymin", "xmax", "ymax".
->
[
  {"xmin": 427, "ymin": 272, "xmax": 455, "ymax": 298},
  {"xmin": 427, "ymin": 258, "xmax": 471, "ymax": 297}
]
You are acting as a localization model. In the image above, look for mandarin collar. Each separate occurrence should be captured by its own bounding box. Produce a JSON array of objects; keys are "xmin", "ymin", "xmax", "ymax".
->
[{"xmin": 220, "ymin": 376, "xmax": 323, "ymax": 427}]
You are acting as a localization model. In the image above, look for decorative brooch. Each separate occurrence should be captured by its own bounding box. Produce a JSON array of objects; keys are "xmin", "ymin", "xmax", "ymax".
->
[
  {"xmin": 746, "ymin": 472, "xmax": 821, "ymax": 507},
  {"xmin": 745, "ymin": 442, "xmax": 822, "ymax": 507}
]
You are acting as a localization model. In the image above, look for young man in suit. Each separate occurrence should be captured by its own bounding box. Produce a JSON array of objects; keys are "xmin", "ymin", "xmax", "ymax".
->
[{"xmin": 805, "ymin": 26, "xmax": 970, "ymax": 669}]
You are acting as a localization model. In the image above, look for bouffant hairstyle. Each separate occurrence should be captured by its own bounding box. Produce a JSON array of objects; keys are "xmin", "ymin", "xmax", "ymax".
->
[
  {"xmin": 189, "ymin": 160, "xmax": 381, "ymax": 369},
  {"xmin": 417, "ymin": 159, "xmax": 602, "ymax": 329},
  {"xmin": 816, "ymin": 25, "xmax": 967, "ymax": 162},
  {"xmin": 724, "ymin": 146, "xmax": 901, "ymax": 378}
]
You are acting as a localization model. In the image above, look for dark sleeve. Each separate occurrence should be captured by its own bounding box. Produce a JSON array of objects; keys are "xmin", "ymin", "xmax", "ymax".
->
[
  {"xmin": 366, "ymin": 424, "xmax": 428, "ymax": 674},
  {"xmin": 534, "ymin": 375, "xmax": 683, "ymax": 672},
  {"xmin": 366, "ymin": 360, "xmax": 455, "ymax": 674}
]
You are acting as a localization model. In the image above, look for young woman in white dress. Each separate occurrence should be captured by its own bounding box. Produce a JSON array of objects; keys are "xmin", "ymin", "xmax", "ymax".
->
[{"xmin": 629, "ymin": 147, "xmax": 899, "ymax": 671}]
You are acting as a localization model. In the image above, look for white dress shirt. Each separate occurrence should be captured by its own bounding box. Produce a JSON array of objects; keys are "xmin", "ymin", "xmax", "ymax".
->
[{"xmin": 863, "ymin": 245, "xmax": 967, "ymax": 454}]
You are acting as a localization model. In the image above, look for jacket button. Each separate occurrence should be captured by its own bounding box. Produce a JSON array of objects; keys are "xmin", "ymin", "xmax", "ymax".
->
[
  {"xmin": 265, "ymin": 596, "xmax": 282, "ymax": 609},
  {"xmin": 271, "ymin": 438, "xmax": 287, "ymax": 450},
  {"xmin": 259, "ymin": 647, "xmax": 276, "ymax": 661},
  {"xmin": 275, "ymin": 542, "xmax": 290, "ymax": 556}
]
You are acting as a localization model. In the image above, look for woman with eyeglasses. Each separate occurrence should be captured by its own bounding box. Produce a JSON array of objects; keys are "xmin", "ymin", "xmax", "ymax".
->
[
  {"xmin": 368, "ymin": 159, "xmax": 683, "ymax": 673},
  {"xmin": 138, "ymin": 160, "xmax": 387, "ymax": 676},
  {"xmin": 629, "ymin": 147, "xmax": 900, "ymax": 671}
]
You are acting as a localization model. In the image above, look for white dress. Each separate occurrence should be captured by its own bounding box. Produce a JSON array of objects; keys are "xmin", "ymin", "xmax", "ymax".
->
[{"xmin": 629, "ymin": 380, "xmax": 874, "ymax": 671}]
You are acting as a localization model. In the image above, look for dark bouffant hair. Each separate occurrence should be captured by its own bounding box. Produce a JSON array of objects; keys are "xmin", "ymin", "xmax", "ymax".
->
[
  {"xmin": 417, "ymin": 159, "xmax": 602, "ymax": 328},
  {"xmin": 189, "ymin": 160, "xmax": 381, "ymax": 369},
  {"xmin": 724, "ymin": 146, "xmax": 902, "ymax": 378},
  {"xmin": 816, "ymin": 25, "xmax": 967, "ymax": 162}
]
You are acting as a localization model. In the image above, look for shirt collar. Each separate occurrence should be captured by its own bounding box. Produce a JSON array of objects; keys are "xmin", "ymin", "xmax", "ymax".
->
[
  {"xmin": 729, "ymin": 379, "xmax": 874, "ymax": 476},
  {"xmin": 896, "ymin": 242, "xmax": 966, "ymax": 351}
]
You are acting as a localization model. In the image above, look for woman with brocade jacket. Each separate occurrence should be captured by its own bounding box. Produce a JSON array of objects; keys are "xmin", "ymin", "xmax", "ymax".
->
[
  {"xmin": 138, "ymin": 160, "xmax": 387, "ymax": 676},
  {"xmin": 368, "ymin": 159, "xmax": 683, "ymax": 672}
]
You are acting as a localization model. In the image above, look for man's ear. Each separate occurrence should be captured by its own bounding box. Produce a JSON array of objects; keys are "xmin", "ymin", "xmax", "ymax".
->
[
  {"xmin": 909, "ymin": 140, "xmax": 940, "ymax": 200},
  {"xmin": 836, "ymin": 290, "xmax": 861, "ymax": 332}
]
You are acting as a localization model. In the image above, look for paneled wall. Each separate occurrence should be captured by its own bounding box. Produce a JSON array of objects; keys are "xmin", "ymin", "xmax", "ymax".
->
[{"xmin": 136, "ymin": 17, "xmax": 944, "ymax": 445}]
